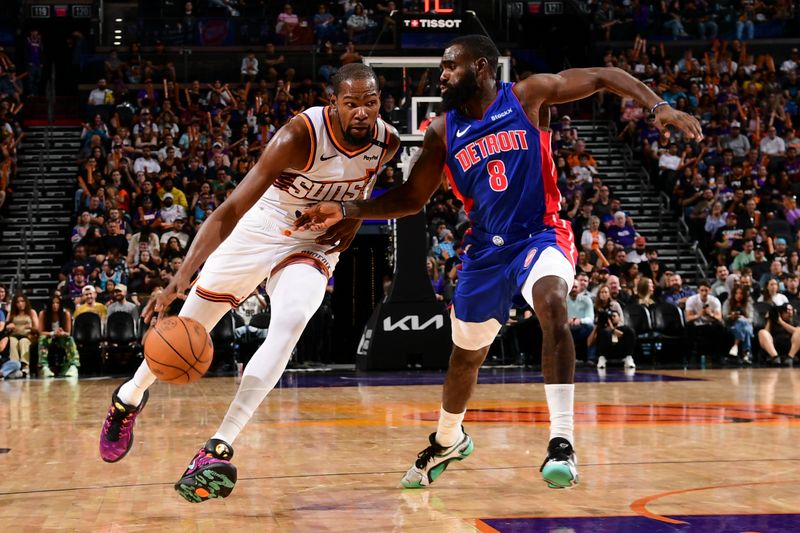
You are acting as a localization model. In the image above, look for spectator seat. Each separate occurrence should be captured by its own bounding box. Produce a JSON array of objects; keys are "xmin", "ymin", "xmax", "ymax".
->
[{"xmin": 73, "ymin": 313, "xmax": 104, "ymax": 373}]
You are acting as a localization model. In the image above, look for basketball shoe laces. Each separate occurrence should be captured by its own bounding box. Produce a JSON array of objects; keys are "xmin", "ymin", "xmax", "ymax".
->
[
  {"xmin": 414, "ymin": 436, "xmax": 446, "ymax": 470},
  {"xmin": 103, "ymin": 404, "xmax": 134, "ymax": 441},
  {"xmin": 539, "ymin": 441, "xmax": 573, "ymax": 471}
]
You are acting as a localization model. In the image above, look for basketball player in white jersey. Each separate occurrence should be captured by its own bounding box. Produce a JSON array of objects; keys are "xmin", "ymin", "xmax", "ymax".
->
[{"xmin": 98, "ymin": 63, "xmax": 400, "ymax": 503}]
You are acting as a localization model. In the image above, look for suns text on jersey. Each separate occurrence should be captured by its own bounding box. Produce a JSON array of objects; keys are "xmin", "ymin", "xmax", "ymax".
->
[
  {"xmin": 274, "ymin": 173, "xmax": 371, "ymax": 201},
  {"xmin": 454, "ymin": 130, "xmax": 529, "ymax": 172}
]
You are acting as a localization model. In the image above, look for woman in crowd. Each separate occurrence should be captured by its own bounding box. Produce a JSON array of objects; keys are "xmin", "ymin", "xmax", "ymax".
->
[
  {"xmin": 723, "ymin": 284, "xmax": 755, "ymax": 364},
  {"xmin": 101, "ymin": 279, "xmax": 117, "ymax": 305},
  {"xmin": 760, "ymin": 278, "xmax": 789, "ymax": 306},
  {"xmin": 98, "ymin": 259, "xmax": 123, "ymax": 292},
  {"xmin": 580, "ymin": 215, "xmax": 607, "ymax": 253},
  {"xmin": 576, "ymin": 250, "xmax": 596, "ymax": 276},
  {"xmin": 4, "ymin": 293, "xmax": 39, "ymax": 378},
  {"xmin": 0, "ymin": 285, "xmax": 10, "ymax": 315},
  {"xmin": 589, "ymin": 284, "xmax": 636, "ymax": 370},
  {"xmin": 161, "ymin": 236, "xmax": 186, "ymax": 262},
  {"xmin": 758, "ymin": 303, "xmax": 800, "ymax": 366},
  {"xmin": 426, "ymin": 256, "xmax": 444, "ymax": 302},
  {"xmin": 37, "ymin": 294, "xmax": 80, "ymax": 378},
  {"xmin": 635, "ymin": 277, "xmax": 656, "ymax": 306}
]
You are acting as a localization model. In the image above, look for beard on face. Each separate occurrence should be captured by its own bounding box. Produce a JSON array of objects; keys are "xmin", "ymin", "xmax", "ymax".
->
[
  {"xmin": 343, "ymin": 124, "xmax": 373, "ymax": 148},
  {"xmin": 440, "ymin": 68, "xmax": 479, "ymax": 111}
]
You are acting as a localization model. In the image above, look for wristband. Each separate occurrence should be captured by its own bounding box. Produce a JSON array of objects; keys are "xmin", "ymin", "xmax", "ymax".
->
[
  {"xmin": 650, "ymin": 101, "xmax": 670, "ymax": 114},
  {"xmin": 340, "ymin": 201, "xmax": 348, "ymax": 218}
]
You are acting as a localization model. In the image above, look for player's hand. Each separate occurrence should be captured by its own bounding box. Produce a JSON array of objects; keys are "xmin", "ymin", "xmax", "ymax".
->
[
  {"xmin": 292, "ymin": 201, "xmax": 344, "ymax": 233},
  {"xmin": 142, "ymin": 272, "xmax": 191, "ymax": 323},
  {"xmin": 654, "ymin": 106, "xmax": 704, "ymax": 141},
  {"xmin": 316, "ymin": 218, "xmax": 362, "ymax": 253}
]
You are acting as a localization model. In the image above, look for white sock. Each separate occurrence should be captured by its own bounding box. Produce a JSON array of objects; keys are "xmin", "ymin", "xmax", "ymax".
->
[
  {"xmin": 117, "ymin": 361, "xmax": 157, "ymax": 407},
  {"xmin": 545, "ymin": 384, "xmax": 574, "ymax": 444},
  {"xmin": 435, "ymin": 406, "xmax": 466, "ymax": 447},
  {"xmin": 212, "ymin": 375, "xmax": 270, "ymax": 444},
  {"xmin": 212, "ymin": 264, "xmax": 328, "ymax": 445}
]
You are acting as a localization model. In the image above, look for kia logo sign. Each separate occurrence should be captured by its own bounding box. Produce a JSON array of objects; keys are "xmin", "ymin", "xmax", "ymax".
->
[{"xmin": 383, "ymin": 315, "xmax": 444, "ymax": 331}]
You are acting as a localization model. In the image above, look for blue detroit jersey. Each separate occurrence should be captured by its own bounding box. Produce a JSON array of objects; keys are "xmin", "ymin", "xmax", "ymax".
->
[{"xmin": 444, "ymin": 82, "xmax": 563, "ymax": 237}]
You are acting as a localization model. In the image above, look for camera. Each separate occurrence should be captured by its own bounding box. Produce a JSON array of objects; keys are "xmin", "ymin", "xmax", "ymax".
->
[{"xmin": 597, "ymin": 310, "xmax": 610, "ymax": 325}]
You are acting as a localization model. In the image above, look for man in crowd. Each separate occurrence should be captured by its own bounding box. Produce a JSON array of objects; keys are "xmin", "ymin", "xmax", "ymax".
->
[
  {"xmin": 74, "ymin": 285, "xmax": 108, "ymax": 321},
  {"xmin": 684, "ymin": 280, "xmax": 727, "ymax": 362},
  {"xmin": 567, "ymin": 279, "xmax": 594, "ymax": 364}
]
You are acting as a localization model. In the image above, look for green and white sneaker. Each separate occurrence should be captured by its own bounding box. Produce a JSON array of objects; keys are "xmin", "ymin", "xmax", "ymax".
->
[
  {"xmin": 540, "ymin": 437, "xmax": 579, "ymax": 489},
  {"xmin": 401, "ymin": 430, "xmax": 473, "ymax": 488}
]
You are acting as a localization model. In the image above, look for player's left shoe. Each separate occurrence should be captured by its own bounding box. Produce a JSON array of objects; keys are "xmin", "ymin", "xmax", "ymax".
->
[
  {"xmin": 401, "ymin": 430, "xmax": 473, "ymax": 488},
  {"xmin": 174, "ymin": 438, "xmax": 238, "ymax": 503},
  {"xmin": 540, "ymin": 437, "xmax": 579, "ymax": 489}
]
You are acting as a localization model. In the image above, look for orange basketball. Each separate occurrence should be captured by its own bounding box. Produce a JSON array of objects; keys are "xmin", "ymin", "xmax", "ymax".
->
[{"xmin": 143, "ymin": 316, "xmax": 213, "ymax": 384}]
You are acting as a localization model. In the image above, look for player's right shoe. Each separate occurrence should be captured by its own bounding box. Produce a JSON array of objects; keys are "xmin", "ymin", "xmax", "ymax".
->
[
  {"xmin": 99, "ymin": 384, "xmax": 149, "ymax": 463},
  {"xmin": 401, "ymin": 430, "xmax": 474, "ymax": 488},
  {"xmin": 175, "ymin": 439, "xmax": 238, "ymax": 503},
  {"xmin": 540, "ymin": 437, "xmax": 579, "ymax": 489}
]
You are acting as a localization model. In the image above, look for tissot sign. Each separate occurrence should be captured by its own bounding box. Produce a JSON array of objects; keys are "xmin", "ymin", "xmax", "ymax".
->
[{"xmin": 403, "ymin": 18, "xmax": 463, "ymax": 29}]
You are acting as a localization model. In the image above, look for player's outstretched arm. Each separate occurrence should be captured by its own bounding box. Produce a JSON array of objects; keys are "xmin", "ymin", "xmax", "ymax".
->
[
  {"xmin": 294, "ymin": 119, "xmax": 446, "ymax": 231},
  {"xmin": 518, "ymin": 68, "xmax": 703, "ymax": 140},
  {"xmin": 145, "ymin": 116, "xmax": 311, "ymax": 319}
]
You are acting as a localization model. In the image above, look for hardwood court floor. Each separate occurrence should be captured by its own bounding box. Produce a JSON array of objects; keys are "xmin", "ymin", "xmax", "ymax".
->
[{"xmin": 2, "ymin": 368, "xmax": 800, "ymax": 532}]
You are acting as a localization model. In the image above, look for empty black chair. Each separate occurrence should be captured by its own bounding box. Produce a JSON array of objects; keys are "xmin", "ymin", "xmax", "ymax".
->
[
  {"xmin": 210, "ymin": 311, "xmax": 237, "ymax": 373},
  {"xmin": 651, "ymin": 302, "xmax": 685, "ymax": 336},
  {"xmin": 650, "ymin": 302, "xmax": 688, "ymax": 364},
  {"xmin": 104, "ymin": 312, "xmax": 142, "ymax": 372},
  {"xmin": 73, "ymin": 313, "xmax": 103, "ymax": 373},
  {"xmin": 624, "ymin": 303, "xmax": 656, "ymax": 360},
  {"xmin": 106, "ymin": 312, "xmax": 137, "ymax": 344},
  {"xmin": 73, "ymin": 312, "xmax": 102, "ymax": 344}
]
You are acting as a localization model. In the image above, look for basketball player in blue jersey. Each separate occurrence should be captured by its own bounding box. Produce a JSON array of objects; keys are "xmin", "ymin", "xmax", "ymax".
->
[{"xmin": 295, "ymin": 35, "xmax": 702, "ymax": 489}]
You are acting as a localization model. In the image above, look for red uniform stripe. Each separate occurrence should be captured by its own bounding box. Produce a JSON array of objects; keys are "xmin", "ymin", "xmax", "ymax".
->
[
  {"xmin": 443, "ymin": 163, "xmax": 473, "ymax": 216},
  {"xmin": 539, "ymin": 130, "xmax": 577, "ymax": 263},
  {"xmin": 195, "ymin": 286, "xmax": 241, "ymax": 307}
]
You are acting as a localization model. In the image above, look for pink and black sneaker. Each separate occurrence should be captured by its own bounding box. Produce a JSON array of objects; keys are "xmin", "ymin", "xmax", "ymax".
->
[
  {"xmin": 175, "ymin": 439, "xmax": 237, "ymax": 503},
  {"xmin": 99, "ymin": 384, "xmax": 149, "ymax": 463}
]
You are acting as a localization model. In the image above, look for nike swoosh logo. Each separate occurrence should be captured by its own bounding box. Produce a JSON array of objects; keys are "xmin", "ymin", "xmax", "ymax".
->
[
  {"xmin": 456, "ymin": 126, "xmax": 471, "ymax": 138},
  {"xmin": 320, "ymin": 154, "xmax": 337, "ymax": 161}
]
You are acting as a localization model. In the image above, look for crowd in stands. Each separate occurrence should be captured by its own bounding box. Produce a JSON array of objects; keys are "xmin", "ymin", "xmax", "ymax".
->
[
  {"xmin": 586, "ymin": 0, "xmax": 796, "ymax": 41},
  {"xmin": 7, "ymin": 4, "xmax": 800, "ymax": 378},
  {"xmin": 0, "ymin": 44, "xmax": 25, "ymax": 226},
  {"xmin": 599, "ymin": 35, "xmax": 800, "ymax": 367},
  {"xmin": 135, "ymin": 1, "xmax": 402, "ymax": 47}
]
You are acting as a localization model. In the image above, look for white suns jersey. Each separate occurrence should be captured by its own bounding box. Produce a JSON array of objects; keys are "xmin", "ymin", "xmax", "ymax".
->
[{"xmin": 242, "ymin": 106, "xmax": 390, "ymax": 231}]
